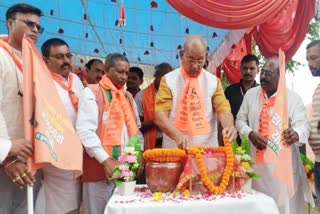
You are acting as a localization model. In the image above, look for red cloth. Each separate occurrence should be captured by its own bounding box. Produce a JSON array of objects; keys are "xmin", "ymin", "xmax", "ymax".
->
[
  {"xmin": 218, "ymin": 33, "xmax": 252, "ymax": 84},
  {"xmin": 253, "ymin": 0, "xmax": 315, "ymax": 61},
  {"xmin": 166, "ymin": 0, "xmax": 290, "ymax": 29},
  {"xmin": 168, "ymin": 0, "xmax": 315, "ymax": 78}
]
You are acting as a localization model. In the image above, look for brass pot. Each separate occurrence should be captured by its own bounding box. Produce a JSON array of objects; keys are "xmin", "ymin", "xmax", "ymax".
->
[{"xmin": 146, "ymin": 162, "xmax": 183, "ymax": 192}]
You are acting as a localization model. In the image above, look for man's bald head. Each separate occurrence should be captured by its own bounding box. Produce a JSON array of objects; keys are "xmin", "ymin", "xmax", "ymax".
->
[
  {"xmin": 264, "ymin": 56, "xmax": 280, "ymax": 73},
  {"xmin": 183, "ymin": 35, "xmax": 207, "ymax": 52},
  {"xmin": 180, "ymin": 35, "xmax": 207, "ymax": 77}
]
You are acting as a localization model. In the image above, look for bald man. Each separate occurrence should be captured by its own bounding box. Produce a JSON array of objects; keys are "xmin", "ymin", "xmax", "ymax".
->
[
  {"xmin": 155, "ymin": 35, "xmax": 237, "ymax": 149},
  {"xmin": 236, "ymin": 56, "xmax": 314, "ymax": 214}
]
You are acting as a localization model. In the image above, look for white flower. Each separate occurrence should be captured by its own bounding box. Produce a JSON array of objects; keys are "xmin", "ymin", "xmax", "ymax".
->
[
  {"xmin": 119, "ymin": 163, "xmax": 129, "ymax": 171},
  {"xmin": 242, "ymin": 154, "xmax": 251, "ymax": 161},
  {"xmin": 124, "ymin": 147, "xmax": 136, "ymax": 155},
  {"xmin": 246, "ymin": 167, "xmax": 254, "ymax": 173}
]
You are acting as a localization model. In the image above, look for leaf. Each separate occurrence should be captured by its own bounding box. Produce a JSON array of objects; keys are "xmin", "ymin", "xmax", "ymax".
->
[
  {"xmin": 114, "ymin": 180, "xmax": 123, "ymax": 187},
  {"xmin": 300, "ymin": 153, "xmax": 315, "ymax": 169},
  {"xmin": 250, "ymin": 173, "xmax": 262, "ymax": 180},
  {"xmin": 231, "ymin": 140, "xmax": 238, "ymax": 153},
  {"xmin": 113, "ymin": 168, "xmax": 121, "ymax": 175},
  {"xmin": 241, "ymin": 134, "xmax": 250, "ymax": 155}
]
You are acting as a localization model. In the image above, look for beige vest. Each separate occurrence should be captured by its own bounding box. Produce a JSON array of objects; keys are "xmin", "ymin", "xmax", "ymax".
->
[{"xmin": 163, "ymin": 68, "xmax": 219, "ymax": 148}]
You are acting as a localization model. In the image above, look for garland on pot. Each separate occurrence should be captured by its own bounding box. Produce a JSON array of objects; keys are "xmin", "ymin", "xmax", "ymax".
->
[
  {"xmin": 187, "ymin": 136, "xmax": 234, "ymax": 194},
  {"xmin": 143, "ymin": 148, "xmax": 186, "ymax": 162}
]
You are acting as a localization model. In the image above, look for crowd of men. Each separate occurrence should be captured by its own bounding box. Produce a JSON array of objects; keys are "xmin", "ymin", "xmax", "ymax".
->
[{"xmin": 1, "ymin": 3, "xmax": 320, "ymax": 214}]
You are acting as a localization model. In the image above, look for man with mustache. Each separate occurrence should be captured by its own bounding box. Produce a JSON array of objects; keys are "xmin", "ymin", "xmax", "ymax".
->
[
  {"xmin": 225, "ymin": 54, "xmax": 259, "ymax": 144},
  {"xmin": 38, "ymin": 38, "xmax": 84, "ymax": 214},
  {"xmin": 0, "ymin": 3, "xmax": 42, "ymax": 213},
  {"xmin": 83, "ymin": 58, "xmax": 105, "ymax": 85},
  {"xmin": 76, "ymin": 53, "xmax": 144, "ymax": 214},
  {"xmin": 306, "ymin": 40, "xmax": 320, "ymax": 207},
  {"xmin": 236, "ymin": 56, "xmax": 313, "ymax": 214},
  {"xmin": 155, "ymin": 35, "xmax": 237, "ymax": 149}
]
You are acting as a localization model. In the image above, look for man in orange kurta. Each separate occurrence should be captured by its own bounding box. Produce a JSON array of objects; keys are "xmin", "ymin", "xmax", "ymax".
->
[{"xmin": 135, "ymin": 63, "xmax": 173, "ymax": 150}]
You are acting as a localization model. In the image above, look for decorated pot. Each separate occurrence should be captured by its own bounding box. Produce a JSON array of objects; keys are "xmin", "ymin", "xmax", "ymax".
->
[{"xmin": 146, "ymin": 162, "xmax": 183, "ymax": 192}]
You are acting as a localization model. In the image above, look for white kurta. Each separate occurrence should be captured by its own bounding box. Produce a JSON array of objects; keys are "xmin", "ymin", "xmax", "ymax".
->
[
  {"xmin": 76, "ymin": 86, "xmax": 144, "ymax": 214},
  {"xmin": 235, "ymin": 86, "xmax": 314, "ymax": 214},
  {"xmin": 0, "ymin": 41, "xmax": 43, "ymax": 213},
  {"xmin": 0, "ymin": 47, "xmax": 23, "ymax": 163},
  {"xmin": 0, "ymin": 44, "xmax": 28, "ymax": 214},
  {"xmin": 161, "ymin": 68, "xmax": 219, "ymax": 148},
  {"xmin": 36, "ymin": 72, "xmax": 84, "ymax": 214}
]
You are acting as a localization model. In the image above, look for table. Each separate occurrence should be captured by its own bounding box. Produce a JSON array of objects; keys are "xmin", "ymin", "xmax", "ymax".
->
[{"xmin": 104, "ymin": 186, "xmax": 279, "ymax": 214}]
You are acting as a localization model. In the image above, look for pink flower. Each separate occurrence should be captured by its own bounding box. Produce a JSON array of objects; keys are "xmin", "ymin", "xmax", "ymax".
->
[
  {"xmin": 121, "ymin": 170, "xmax": 133, "ymax": 181},
  {"xmin": 118, "ymin": 155, "xmax": 127, "ymax": 162},
  {"xmin": 126, "ymin": 155, "xmax": 137, "ymax": 163},
  {"xmin": 118, "ymin": 155, "xmax": 137, "ymax": 163}
]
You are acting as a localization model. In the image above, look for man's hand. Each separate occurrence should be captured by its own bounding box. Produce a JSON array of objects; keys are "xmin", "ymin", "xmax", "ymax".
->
[
  {"xmin": 249, "ymin": 131, "xmax": 268, "ymax": 150},
  {"xmin": 102, "ymin": 158, "xmax": 120, "ymax": 183},
  {"xmin": 174, "ymin": 133, "xmax": 190, "ymax": 149},
  {"xmin": 222, "ymin": 126, "xmax": 237, "ymax": 142},
  {"xmin": 282, "ymin": 128, "xmax": 299, "ymax": 146},
  {"xmin": 4, "ymin": 161, "xmax": 35, "ymax": 188},
  {"xmin": 8, "ymin": 139, "xmax": 33, "ymax": 162}
]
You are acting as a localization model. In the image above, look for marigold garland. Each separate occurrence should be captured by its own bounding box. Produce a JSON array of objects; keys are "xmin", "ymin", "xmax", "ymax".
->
[
  {"xmin": 187, "ymin": 136, "xmax": 234, "ymax": 194},
  {"xmin": 143, "ymin": 148, "xmax": 186, "ymax": 162}
]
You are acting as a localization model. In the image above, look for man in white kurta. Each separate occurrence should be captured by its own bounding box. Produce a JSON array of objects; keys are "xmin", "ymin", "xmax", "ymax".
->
[
  {"xmin": 155, "ymin": 35, "xmax": 237, "ymax": 149},
  {"xmin": 76, "ymin": 53, "xmax": 144, "ymax": 214},
  {"xmin": 236, "ymin": 57, "xmax": 314, "ymax": 214},
  {"xmin": 35, "ymin": 38, "xmax": 84, "ymax": 214},
  {"xmin": 0, "ymin": 3, "xmax": 43, "ymax": 213}
]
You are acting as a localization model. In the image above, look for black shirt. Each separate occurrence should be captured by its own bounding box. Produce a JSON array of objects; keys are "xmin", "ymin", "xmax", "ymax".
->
[{"xmin": 224, "ymin": 79, "xmax": 259, "ymax": 120}]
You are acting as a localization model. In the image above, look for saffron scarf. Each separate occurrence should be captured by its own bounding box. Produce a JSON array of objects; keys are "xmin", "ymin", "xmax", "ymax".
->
[
  {"xmin": 256, "ymin": 89, "xmax": 276, "ymax": 163},
  {"xmin": 142, "ymin": 82, "xmax": 157, "ymax": 149},
  {"xmin": 99, "ymin": 76, "xmax": 138, "ymax": 147},
  {"xmin": 51, "ymin": 72, "xmax": 79, "ymax": 112},
  {"xmin": 0, "ymin": 38, "xmax": 23, "ymax": 71},
  {"xmin": 174, "ymin": 63, "xmax": 209, "ymax": 135}
]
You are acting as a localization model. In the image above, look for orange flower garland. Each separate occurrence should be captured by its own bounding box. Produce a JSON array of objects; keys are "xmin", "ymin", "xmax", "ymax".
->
[
  {"xmin": 143, "ymin": 148, "xmax": 186, "ymax": 162},
  {"xmin": 188, "ymin": 136, "xmax": 234, "ymax": 194}
]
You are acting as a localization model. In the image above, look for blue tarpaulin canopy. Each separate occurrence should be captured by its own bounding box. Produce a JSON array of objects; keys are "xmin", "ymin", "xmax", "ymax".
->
[{"xmin": 0, "ymin": 0, "xmax": 230, "ymax": 69}]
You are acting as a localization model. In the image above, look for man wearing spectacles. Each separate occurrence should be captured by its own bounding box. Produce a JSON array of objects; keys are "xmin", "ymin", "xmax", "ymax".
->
[
  {"xmin": 36, "ymin": 38, "xmax": 83, "ymax": 214},
  {"xmin": 0, "ymin": 3, "xmax": 42, "ymax": 214}
]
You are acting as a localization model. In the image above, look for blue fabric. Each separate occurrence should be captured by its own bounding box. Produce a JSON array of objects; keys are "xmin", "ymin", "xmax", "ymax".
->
[{"xmin": 0, "ymin": 0, "xmax": 230, "ymax": 67}]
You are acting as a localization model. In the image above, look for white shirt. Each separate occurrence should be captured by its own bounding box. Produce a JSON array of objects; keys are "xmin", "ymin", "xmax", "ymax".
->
[
  {"xmin": 52, "ymin": 72, "xmax": 84, "ymax": 126},
  {"xmin": 76, "ymin": 87, "xmax": 144, "ymax": 163},
  {"xmin": 236, "ymin": 86, "xmax": 314, "ymax": 213},
  {"xmin": 0, "ymin": 45, "xmax": 23, "ymax": 163}
]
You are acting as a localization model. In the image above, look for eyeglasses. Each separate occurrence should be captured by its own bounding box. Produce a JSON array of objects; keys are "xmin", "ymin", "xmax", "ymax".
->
[
  {"xmin": 14, "ymin": 19, "xmax": 44, "ymax": 34},
  {"xmin": 49, "ymin": 53, "xmax": 73, "ymax": 60}
]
